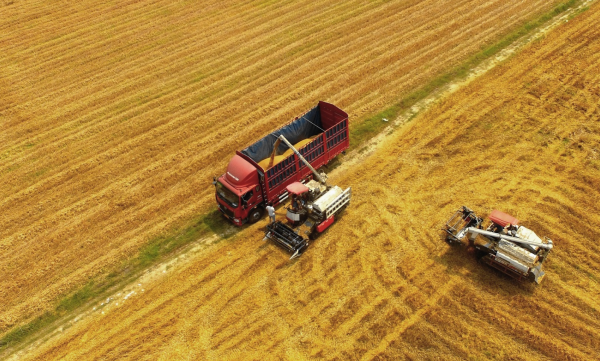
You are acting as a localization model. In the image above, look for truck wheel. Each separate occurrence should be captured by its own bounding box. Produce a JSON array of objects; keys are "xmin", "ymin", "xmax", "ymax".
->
[{"xmin": 248, "ymin": 207, "xmax": 264, "ymax": 224}]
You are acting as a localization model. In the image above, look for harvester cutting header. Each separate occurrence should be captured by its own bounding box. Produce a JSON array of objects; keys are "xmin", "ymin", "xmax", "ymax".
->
[{"xmin": 444, "ymin": 206, "xmax": 553, "ymax": 284}]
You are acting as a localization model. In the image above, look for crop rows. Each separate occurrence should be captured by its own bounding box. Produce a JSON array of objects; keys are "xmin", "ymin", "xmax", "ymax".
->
[{"xmin": 13, "ymin": 1, "xmax": 600, "ymax": 360}]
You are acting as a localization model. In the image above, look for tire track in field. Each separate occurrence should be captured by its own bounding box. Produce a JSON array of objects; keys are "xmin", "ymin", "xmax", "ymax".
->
[
  {"xmin": 360, "ymin": 277, "xmax": 459, "ymax": 361},
  {"xmin": 444, "ymin": 283, "xmax": 597, "ymax": 360}
]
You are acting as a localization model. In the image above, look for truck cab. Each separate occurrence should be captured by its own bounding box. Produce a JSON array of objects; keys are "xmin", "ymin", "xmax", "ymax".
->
[{"xmin": 215, "ymin": 155, "xmax": 264, "ymax": 225}]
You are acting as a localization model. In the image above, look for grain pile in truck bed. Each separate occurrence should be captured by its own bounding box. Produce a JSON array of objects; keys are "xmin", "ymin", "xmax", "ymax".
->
[{"xmin": 257, "ymin": 136, "xmax": 316, "ymax": 170}]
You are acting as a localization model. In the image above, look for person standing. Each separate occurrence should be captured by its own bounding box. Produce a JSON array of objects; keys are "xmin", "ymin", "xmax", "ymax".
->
[{"xmin": 266, "ymin": 203, "xmax": 276, "ymax": 223}]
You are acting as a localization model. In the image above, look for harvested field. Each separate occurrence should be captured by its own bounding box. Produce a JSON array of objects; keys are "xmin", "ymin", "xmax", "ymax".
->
[
  {"xmin": 0, "ymin": 0, "xmax": 565, "ymax": 339},
  {"xmin": 11, "ymin": 1, "xmax": 600, "ymax": 360}
]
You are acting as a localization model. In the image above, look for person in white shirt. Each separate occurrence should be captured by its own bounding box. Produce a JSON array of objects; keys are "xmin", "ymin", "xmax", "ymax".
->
[{"xmin": 266, "ymin": 203, "xmax": 275, "ymax": 223}]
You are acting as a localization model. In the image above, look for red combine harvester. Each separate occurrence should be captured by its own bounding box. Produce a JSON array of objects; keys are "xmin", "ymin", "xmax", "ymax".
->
[
  {"xmin": 263, "ymin": 136, "xmax": 351, "ymax": 259},
  {"xmin": 443, "ymin": 206, "xmax": 553, "ymax": 284},
  {"xmin": 214, "ymin": 101, "xmax": 349, "ymax": 226}
]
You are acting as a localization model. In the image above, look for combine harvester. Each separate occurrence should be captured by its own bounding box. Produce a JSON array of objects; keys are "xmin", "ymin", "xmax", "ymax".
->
[
  {"xmin": 264, "ymin": 136, "xmax": 351, "ymax": 259},
  {"xmin": 443, "ymin": 206, "xmax": 553, "ymax": 284},
  {"xmin": 214, "ymin": 101, "xmax": 349, "ymax": 226}
]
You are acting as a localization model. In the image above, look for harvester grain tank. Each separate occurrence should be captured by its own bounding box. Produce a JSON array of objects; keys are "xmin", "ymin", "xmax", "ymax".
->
[
  {"xmin": 264, "ymin": 135, "xmax": 351, "ymax": 259},
  {"xmin": 214, "ymin": 101, "xmax": 349, "ymax": 225},
  {"xmin": 443, "ymin": 206, "xmax": 553, "ymax": 284}
]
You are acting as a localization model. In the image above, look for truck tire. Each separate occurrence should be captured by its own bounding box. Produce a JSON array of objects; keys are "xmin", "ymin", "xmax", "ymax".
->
[{"xmin": 248, "ymin": 207, "xmax": 264, "ymax": 224}]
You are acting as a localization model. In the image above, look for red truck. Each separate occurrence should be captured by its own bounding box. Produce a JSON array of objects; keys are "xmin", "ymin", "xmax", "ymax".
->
[{"xmin": 214, "ymin": 101, "xmax": 349, "ymax": 226}]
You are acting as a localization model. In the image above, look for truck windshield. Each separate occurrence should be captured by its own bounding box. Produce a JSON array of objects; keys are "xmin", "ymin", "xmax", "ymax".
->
[{"xmin": 216, "ymin": 181, "xmax": 239, "ymax": 208}]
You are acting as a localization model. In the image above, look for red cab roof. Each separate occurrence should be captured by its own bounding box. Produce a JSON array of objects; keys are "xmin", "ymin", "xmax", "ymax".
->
[
  {"xmin": 286, "ymin": 182, "xmax": 309, "ymax": 195},
  {"xmin": 225, "ymin": 154, "xmax": 259, "ymax": 193},
  {"xmin": 489, "ymin": 210, "xmax": 519, "ymax": 227}
]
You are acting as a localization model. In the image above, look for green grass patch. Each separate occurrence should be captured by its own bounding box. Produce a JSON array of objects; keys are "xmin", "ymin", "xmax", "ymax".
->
[
  {"xmin": 136, "ymin": 210, "xmax": 233, "ymax": 268},
  {"xmin": 349, "ymin": 0, "xmax": 579, "ymax": 149},
  {"xmin": 350, "ymin": 105, "xmax": 401, "ymax": 148},
  {"xmin": 0, "ymin": 210, "xmax": 235, "ymax": 352}
]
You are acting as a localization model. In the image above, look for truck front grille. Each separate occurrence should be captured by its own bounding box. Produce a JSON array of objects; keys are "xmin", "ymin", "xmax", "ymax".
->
[{"xmin": 219, "ymin": 204, "xmax": 235, "ymax": 218}]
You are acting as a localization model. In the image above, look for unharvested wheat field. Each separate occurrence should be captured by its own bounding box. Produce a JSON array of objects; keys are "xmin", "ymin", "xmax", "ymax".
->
[
  {"xmin": 0, "ymin": 0, "xmax": 566, "ymax": 340},
  {"xmin": 7, "ymin": 1, "xmax": 600, "ymax": 360}
]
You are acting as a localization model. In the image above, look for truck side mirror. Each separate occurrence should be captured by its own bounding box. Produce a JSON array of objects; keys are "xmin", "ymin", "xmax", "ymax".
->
[{"xmin": 212, "ymin": 177, "xmax": 217, "ymax": 186}]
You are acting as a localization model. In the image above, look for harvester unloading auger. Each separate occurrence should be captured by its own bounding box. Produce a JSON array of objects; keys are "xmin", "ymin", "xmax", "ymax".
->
[
  {"xmin": 264, "ymin": 135, "xmax": 351, "ymax": 259},
  {"xmin": 443, "ymin": 206, "xmax": 553, "ymax": 284}
]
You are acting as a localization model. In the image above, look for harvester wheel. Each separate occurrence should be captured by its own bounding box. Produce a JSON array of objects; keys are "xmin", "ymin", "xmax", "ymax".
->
[{"xmin": 248, "ymin": 207, "xmax": 264, "ymax": 224}]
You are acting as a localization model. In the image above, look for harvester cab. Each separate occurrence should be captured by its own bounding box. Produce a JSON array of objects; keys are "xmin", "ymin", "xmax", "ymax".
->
[
  {"xmin": 263, "ymin": 136, "xmax": 351, "ymax": 259},
  {"xmin": 444, "ymin": 206, "xmax": 483, "ymax": 245},
  {"xmin": 286, "ymin": 182, "xmax": 311, "ymax": 227},
  {"xmin": 443, "ymin": 206, "xmax": 553, "ymax": 284}
]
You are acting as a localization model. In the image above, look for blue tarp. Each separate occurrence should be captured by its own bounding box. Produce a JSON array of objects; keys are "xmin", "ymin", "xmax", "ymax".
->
[{"xmin": 241, "ymin": 104, "xmax": 322, "ymax": 163}]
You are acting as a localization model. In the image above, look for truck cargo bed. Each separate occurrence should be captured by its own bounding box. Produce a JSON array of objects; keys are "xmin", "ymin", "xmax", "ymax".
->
[{"xmin": 238, "ymin": 101, "xmax": 348, "ymax": 206}]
